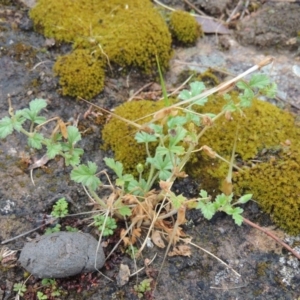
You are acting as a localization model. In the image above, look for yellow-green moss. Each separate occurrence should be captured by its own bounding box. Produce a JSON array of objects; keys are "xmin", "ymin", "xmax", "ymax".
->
[
  {"xmin": 53, "ymin": 49, "xmax": 105, "ymax": 99},
  {"xmin": 102, "ymin": 100, "xmax": 169, "ymax": 175},
  {"xmin": 30, "ymin": 0, "xmax": 172, "ymax": 99},
  {"xmin": 234, "ymin": 144, "xmax": 300, "ymax": 235},
  {"xmin": 169, "ymin": 10, "xmax": 202, "ymax": 44},
  {"xmin": 187, "ymin": 94, "xmax": 300, "ymax": 179}
]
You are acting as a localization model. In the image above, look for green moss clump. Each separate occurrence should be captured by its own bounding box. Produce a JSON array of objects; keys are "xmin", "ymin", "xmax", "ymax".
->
[
  {"xmin": 102, "ymin": 100, "xmax": 168, "ymax": 175},
  {"xmin": 53, "ymin": 49, "xmax": 105, "ymax": 99},
  {"xmin": 169, "ymin": 10, "xmax": 202, "ymax": 44},
  {"xmin": 187, "ymin": 94, "xmax": 300, "ymax": 179},
  {"xmin": 29, "ymin": 0, "xmax": 172, "ymax": 98},
  {"xmin": 234, "ymin": 144, "xmax": 300, "ymax": 235}
]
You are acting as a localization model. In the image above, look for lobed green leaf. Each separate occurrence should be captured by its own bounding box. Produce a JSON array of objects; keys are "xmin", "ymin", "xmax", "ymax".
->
[
  {"xmin": 0, "ymin": 116, "xmax": 14, "ymax": 138},
  {"xmin": 71, "ymin": 161, "xmax": 101, "ymax": 190},
  {"xmin": 135, "ymin": 131, "xmax": 157, "ymax": 143},
  {"xmin": 104, "ymin": 157, "xmax": 123, "ymax": 178},
  {"xmin": 67, "ymin": 126, "xmax": 81, "ymax": 145},
  {"xmin": 28, "ymin": 132, "xmax": 44, "ymax": 149}
]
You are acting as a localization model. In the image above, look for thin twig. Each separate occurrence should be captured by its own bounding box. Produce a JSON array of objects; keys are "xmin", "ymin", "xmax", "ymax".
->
[
  {"xmin": 226, "ymin": 0, "xmax": 243, "ymax": 23},
  {"xmin": 243, "ymin": 217, "xmax": 300, "ymax": 260},
  {"xmin": 128, "ymin": 82, "xmax": 153, "ymax": 102},
  {"xmin": 182, "ymin": 0, "xmax": 207, "ymax": 16},
  {"xmin": 158, "ymin": 231, "xmax": 241, "ymax": 277},
  {"xmin": 153, "ymin": 0, "xmax": 217, "ymax": 20},
  {"xmin": 30, "ymin": 60, "xmax": 52, "ymax": 71},
  {"xmin": 240, "ymin": 0, "xmax": 250, "ymax": 19},
  {"xmin": 210, "ymin": 284, "xmax": 247, "ymax": 289},
  {"xmin": 130, "ymin": 253, "xmax": 157, "ymax": 277},
  {"xmin": 189, "ymin": 240, "xmax": 241, "ymax": 277}
]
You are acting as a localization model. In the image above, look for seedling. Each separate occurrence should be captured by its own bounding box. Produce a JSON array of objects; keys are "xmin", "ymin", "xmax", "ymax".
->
[
  {"xmin": 51, "ymin": 198, "xmax": 69, "ymax": 218},
  {"xmin": 44, "ymin": 224, "xmax": 61, "ymax": 234},
  {"xmin": 0, "ymin": 97, "xmax": 84, "ymax": 170},
  {"xmin": 13, "ymin": 283, "xmax": 27, "ymax": 297},
  {"xmin": 134, "ymin": 278, "xmax": 152, "ymax": 299},
  {"xmin": 41, "ymin": 278, "xmax": 62, "ymax": 297},
  {"xmin": 92, "ymin": 215, "xmax": 117, "ymax": 237},
  {"xmin": 37, "ymin": 291, "xmax": 48, "ymax": 300}
]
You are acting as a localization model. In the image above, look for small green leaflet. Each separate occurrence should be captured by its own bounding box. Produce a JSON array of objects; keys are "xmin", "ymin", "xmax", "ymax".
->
[
  {"xmin": 28, "ymin": 132, "xmax": 44, "ymax": 149},
  {"xmin": 64, "ymin": 148, "xmax": 83, "ymax": 166},
  {"xmin": 179, "ymin": 81, "xmax": 206, "ymax": 100},
  {"xmin": 45, "ymin": 139, "xmax": 62, "ymax": 159},
  {"xmin": 147, "ymin": 154, "xmax": 173, "ymax": 180},
  {"xmin": 186, "ymin": 111, "xmax": 200, "ymax": 126},
  {"xmin": 135, "ymin": 131, "xmax": 157, "ymax": 143},
  {"xmin": 223, "ymin": 102, "xmax": 238, "ymax": 113},
  {"xmin": 156, "ymin": 145, "xmax": 184, "ymax": 156},
  {"xmin": 170, "ymin": 193, "xmax": 186, "ymax": 209},
  {"xmin": 215, "ymin": 193, "xmax": 232, "ymax": 207},
  {"xmin": 192, "ymin": 96, "xmax": 208, "ymax": 106},
  {"xmin": 236, "ymin": 81, "xmax": 249, "ymax": 91},
  {"xmin": 127, "ymin": 178, "xmax": 147, "ymax": 195},
  {"xmin": 0, "ymin": 116, "xmax": 14, "ymax": 138},
  {"xmin": 51, "ymin": 198, "xmax": 68, "ymax": 218},
  {"xmin": 70, "ymin": 161, "xmax": 101, "ymax": 190},
  {"xmin": 21, "ymin": 99, "xmax": 47, "ymax": 124},
  {"xmin": 199, "ymin": 189, "xmax": 208, "ymax": 198},
  {"xmin": 67, "ymin": 126, "xmax": 81, "ymax": 145},
  {"xmin": 104, "ymin": 157, "xmax": 123, "ymax": 178},
  {"xmin": 190, "ymin": 81, "xmax": 206, "ymax": 96},
  {"xmin": 169, "ymin": 127, "xmax": 187, "ymax": 146},
  {"xmin": 167, "ymin": 116, "xmax": 188, "ymax": 128},
  {"xmin": 249, "ymin": 74, "xmax": 270, "ymax": 89},
  {"xmin": 197, "ymin": 201, "xmax": 216, "ymax": 220},
  {"xmin": 231, "ymin": 207, "xmax": 244, "ymax": 226},
  {"xmin": 93, "ymin": 215, "xmax": 117, "ymax": 236},
  {"xmin": 117, "ymin": 205, "xmax": 132, "ymax": 217},
  {"xmin": 148, "ymin": 123, "xmax": 163, "ymax": 134},
  {"xmin": 0, "ymin": 112, "xmax": 27, "ymax": 138},
  {"xmin": 262, "ymin": 82, "xmax": 277, "ymax": 98},
  {"xmin": 236, "ymin": 193, "xmax": 252, "ymax": 205},
  {"xmin": 29, "ymin": 98, "xmax": 47, "ymax": 113},
  {"xmin": 179, "ymin": 89, "xmax": 192, "ymax": 100}
]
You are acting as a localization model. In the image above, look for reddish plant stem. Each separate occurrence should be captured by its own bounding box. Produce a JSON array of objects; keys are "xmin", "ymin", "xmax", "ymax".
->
[{"xmin": 243, "ymin": 217, "xmax": 300, "ymax": 260}]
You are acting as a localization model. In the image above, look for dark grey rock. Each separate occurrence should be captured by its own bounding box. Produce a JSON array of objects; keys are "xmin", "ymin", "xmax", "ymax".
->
[{"xmin": 19, "ymin": 232, "xmax": 105, "ymax": 278}]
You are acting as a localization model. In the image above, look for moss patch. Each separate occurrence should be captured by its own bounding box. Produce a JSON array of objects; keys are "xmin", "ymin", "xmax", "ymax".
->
[
  {"xmin": 234, "ymin": 144, "xmax": 300, "ymax": 235},
  {"xmin": 102, "ymin": 100, "xmax": 168, "ymax": 175},
  {"xmin": 53, "ymin": 49, "xmax": 105, "ymax": 99},
  {"xmin": 187, "ymin": 94, "xmax": 300, "ymax": 179},
  {"xmin": 30, "ymin": 0, "xmax": 172, "ymax": 98},
  {"xmin": 169, "ymin": 10, "xmax": 202, "ymax": 45}
]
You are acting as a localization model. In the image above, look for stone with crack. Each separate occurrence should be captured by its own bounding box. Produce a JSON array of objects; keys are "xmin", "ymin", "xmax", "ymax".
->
[{"xmin": 19, "ymin": 232, "xmax": 105, "ymax": 278}]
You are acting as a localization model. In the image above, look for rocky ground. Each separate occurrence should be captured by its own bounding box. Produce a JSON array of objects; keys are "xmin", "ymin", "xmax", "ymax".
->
[{"xmin": 1, "ymin": 0, "xmax": 300, "ymax": 299}]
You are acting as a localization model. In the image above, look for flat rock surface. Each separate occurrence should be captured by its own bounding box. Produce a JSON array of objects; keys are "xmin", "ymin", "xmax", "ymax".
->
[{"xmin": 19, "ymin": 232, "xmax": 105, "ymax": 278}]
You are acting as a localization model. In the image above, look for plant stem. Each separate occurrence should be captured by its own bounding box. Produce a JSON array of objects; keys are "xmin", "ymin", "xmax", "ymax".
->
[
  {"xmin": 242, "ymin": 217, "xmax": 300, "ymax": 260},
  {"xmin": 89, "ymin": 189, "xmax": 107, "ymax": 208}
]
